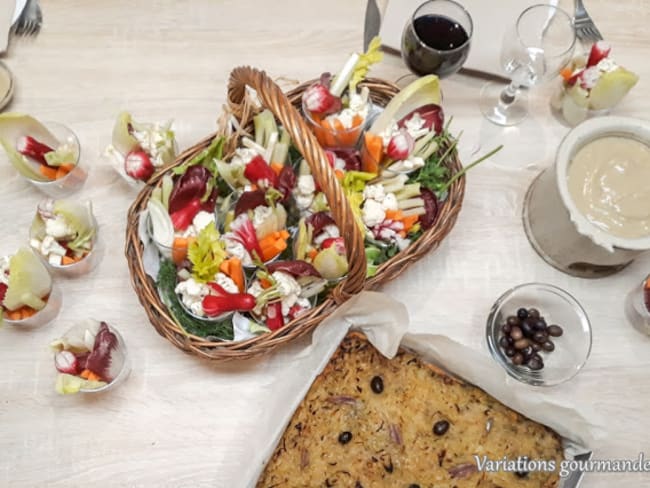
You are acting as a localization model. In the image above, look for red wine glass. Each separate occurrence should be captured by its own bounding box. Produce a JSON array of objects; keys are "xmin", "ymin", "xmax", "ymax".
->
[{"xmin": 401, "ymin": 0, "xmax": 473, "ymax": 79}]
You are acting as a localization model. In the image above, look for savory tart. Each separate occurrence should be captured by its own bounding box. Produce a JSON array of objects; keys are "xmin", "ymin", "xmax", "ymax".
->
[{"xmin": 258, "ymin": 333, "xmax": 563, "ymax": 487}]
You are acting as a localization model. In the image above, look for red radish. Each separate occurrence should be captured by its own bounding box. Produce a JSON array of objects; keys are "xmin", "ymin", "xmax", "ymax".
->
[
  {"xmin": 586, "ymin": 41, "xmax": 611, "ymax": 68},
  {"xmin": 202, "ymin": 293, "xmax": 256, "ymax": 316},
  {"xmin": 321, "ymin": 237, "xmax": 346, "ymax": 254},
  {"xmin": 288, "ymin": 304, "xmax": 308, "ymax": 321},
  {"xmin": 17, "ymin": 136, "xmax": 55, "ymax": 166},
  {"xmin": 302, "ymin": 83, "xmax": 342, "ymax": 115},
  {"xmin": 265, "ymin": 301, "xmax": 284, "ymax": 330},
  {"xmin": 386, "ymin": 130, "xmax": 414, "ymax": 160},
  {"xmin": 54, "ymin": 350, "xmax": 79, "ymax": 375},
  {"xmin": 566, "ymin": 70, "xmax": 582, "ymax": 86},
  {"xmin": 0, "ymin": 282, "xmax": 7, "ymax": 304},
  {"xmin": 124, "ymin": 150, "xmax": 154, "ymax": 181}
]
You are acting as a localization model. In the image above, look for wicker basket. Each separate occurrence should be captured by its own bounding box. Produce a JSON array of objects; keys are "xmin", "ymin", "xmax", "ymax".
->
[{"xmin": 125, "ymin": 66, "xmax": 465, "ymax": 361}]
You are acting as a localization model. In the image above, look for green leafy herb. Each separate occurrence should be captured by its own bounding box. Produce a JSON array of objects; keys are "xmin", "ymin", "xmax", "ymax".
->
[
  {"xmin": 157, "ymin": 259, "xmax": 234, "ymax": 340},
  {"xmin": 188, "ymin": 222, "xmax": 226, "ymax": 283},
  {"xmin": 173, "ymin": 136, "xmax": 225, "ymax": 176},
  {"xmin": 349, "ymin": 37, "xmax": 383, "ymax": 92}
]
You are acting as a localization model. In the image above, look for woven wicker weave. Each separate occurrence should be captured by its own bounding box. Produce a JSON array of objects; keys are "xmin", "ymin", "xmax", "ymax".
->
[{"xmin": 125, "ymin": 67, "xmax": 465, "ymax": 361}]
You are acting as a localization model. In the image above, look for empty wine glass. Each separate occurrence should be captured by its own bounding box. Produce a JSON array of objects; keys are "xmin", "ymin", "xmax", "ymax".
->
[{"xmin": 480, "ymin": 4, "xmax": 576, "ymax": 126}]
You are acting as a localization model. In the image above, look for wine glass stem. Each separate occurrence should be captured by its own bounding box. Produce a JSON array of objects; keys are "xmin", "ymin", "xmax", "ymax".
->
[{"xmin": 499, "ymin": 82, "xmax": 520, "ymax": 107}]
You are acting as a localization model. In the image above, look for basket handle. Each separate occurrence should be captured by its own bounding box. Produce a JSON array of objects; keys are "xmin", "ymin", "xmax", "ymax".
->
[{"xmin": 227, "ymin": 66, "xmax": 366, "ymax": 302}]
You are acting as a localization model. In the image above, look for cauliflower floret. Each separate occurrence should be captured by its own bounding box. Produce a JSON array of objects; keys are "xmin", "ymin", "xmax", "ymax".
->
[
  {"xmin": 381, "ymin": 193, "xmax": 399, "ymax": 211},
  {"xmin": 363, "ymin": 184, "xmax": 385, "ymax": 202},
  {"xmin": 40, "ymin": 236, "xmax": 67, "ymax": 257},
  {"xmin": 214, "ymin": 272, "xmax": 238, "ymax": 294},
  {"xmin": 192, "ymin": 211, "xmax": 215, "ymax": 233},
  {"xmin": 223, "ymin": 235, "xmax": 252, "ymax": 266},
  {"xmin": 294, "ymin": 174, "xmax": 316, "ymax": 210},
  {"xmin": 313, "ymin": 224, "xmax": 340, "ymax": 246},
  {"xmin": 272, "ymin": 271, "xmax": 302, "ymax": 317},
  {"xmin": 362, "ymin": 199, "xmax": 386, "ymax": 228},
  {"xmin": 45, "ymin": 216, "xmax": 76, "ymax": 240},
  {"xmin": 252, "ymin": 206, "xmax": 273, "ymax": 230},
  {"xmin": 328, "ymin": 88, "xmax": 370, "ymax": 129},
  {"xmin": 403, "ymin": 112, "xmax": 430, "ymax": 140},
  {"xmin": 175, "ymin": 278, "xmax": 211, "ymax": 317}
]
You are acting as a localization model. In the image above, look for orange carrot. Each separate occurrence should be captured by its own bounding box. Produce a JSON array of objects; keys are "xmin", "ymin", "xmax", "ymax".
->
[
  {"xmin": 401, "ymin": 215, "xmax": 419, "ymax": 232},
  {"xmin": 261, "ymin": 239, "xmax": 287, "ymax": 262},
  {"xmin": 352, "ymin": 114, "xmax": 364, "ymax": 128},
  {"xmin": 260, "ymin": 278, "xmax": 273, "ymax": 289},
  {"xmin": 79, "ymin": 369, "xmax": 90, "ymax": 379},
  {"xmin": 39, "ymin": 165, "xmax": 58, "ymax": 180},
  {"xmin": 334, "ymin": 169, "xmax": 345, "ymax": 180},
  {"xmin": 61, "ymin": 256, "xmax": 76, "ymax": 266},
  {"xmin": 308, "ymin": 248, "xmax": 319, "ymax": 261},
  {"xmin": 333, "ymin": 118, "xmax": 345, "ymax": 132},
  {"xmin": 361, "ymin": 132, "xmax": 382, "ymax": 174},
  {"xmin": 270, "ymin": 162, "xmax": 284, "ymax": 176},
  {"xmin": 7, "ymin": 310, "xmax": 22, "ymax": 320},
  {"xmin": 385, "ymin": 209, "xmax": 403, "ymax": 221},
  {"xmin": 560, "ymin": 67, "xmax": 573, "ymax": 81},
  {"xmin": 228, "ymin": 257, "xmax": 245, "ymax": 292},
  {"xmin": 172, "ymin": 237, "xmax": 191, "ymax": 264},
  {"xmin": 320, "ymin": 119, "xmax": 337, "ymax": 147},
  {"xmin": 80, "ymin": 369, "xmax": 101, "ymax": 382},
  {"xmin": 21, "ymin": 307, "xmax": 36, "ymax": 318}
]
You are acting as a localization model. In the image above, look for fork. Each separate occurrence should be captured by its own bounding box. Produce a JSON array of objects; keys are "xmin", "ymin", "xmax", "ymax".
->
[
  {"xmin": 12, "ymin": 0, "xmax": 42, "ymax": 37},
  {"xmin": 574, "ymin": 0, "xmax": 603, "ymax": 43}
]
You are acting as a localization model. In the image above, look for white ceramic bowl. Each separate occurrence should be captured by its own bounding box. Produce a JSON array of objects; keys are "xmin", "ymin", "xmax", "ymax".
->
[{"xmin": 555, "ymin": 116, "xmax": 650, "ymax": 252}]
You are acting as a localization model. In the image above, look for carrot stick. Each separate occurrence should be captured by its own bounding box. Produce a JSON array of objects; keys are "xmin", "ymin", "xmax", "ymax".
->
[
  {"xmin": 39, "ymin": 165, "xmax": 58, "ymax": 180},
  {"xmin": 61, "ymin": 256, "xmax": 76, "ymax": 266},
  {"xmin": 308, "ymin": 248, "xmax": 318, "ymax": 261},
  {"xmin": 352, "ymin": 114, "xmax": 364, "ymax": 128},
  {"xmin": 7, "ymin": 310, "xmax": 22, "ymax": 320},
  {"xmin": 228, "ymin": 257, "xmax": 245, "ymax": 292},
  {"xmin": 86, "ymin": 371, "xmax": 101, "ymax": 382},
  {"xmin": 385, "ymin": 209, "xmax": 403, "ymax": 221},
  {"xmin": 59, "ymin": 163, "xmax": 76, "ymax": 172},
  {"xmin": 79, "ymin": 369, "xmax": 91, "ymax": 380},
  {"xmin": 270, "ymin": 162, "xmax": 284, "ymax": 176},
  {"xmin": 361, "ymin": 132, "xmax": 382, "ymax": 174},
  {"xmin": 401, "ymin": 215, "xmax": 419, "ymax": 231},
  {"xmin": 560, "ymin": 67, "xmax": 573, "ymax": 81},
  {"xmin": 172, "ymin": 237, "xmax": 189, "ymax": 264},
  {"xmin": 21, "ymin": 307, "xmax": 36, "ymax": 318}
]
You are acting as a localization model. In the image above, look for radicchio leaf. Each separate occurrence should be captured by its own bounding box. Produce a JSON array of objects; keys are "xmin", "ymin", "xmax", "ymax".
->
[
  {"xmin": 85, "ymin": 322, "xmax": 118, "ymax": 382},
  {"xmin": 398, "ymin": 104, "xmax": 445, "ymax": 135},
  {"xmin": 278, "ymin": 165, "xmax": 296, "ymax": 201},
  {"xmin": 307, "ymin": 211, "xmax": 336, "ymax": 236},
  {"xmin": 168, "ymin": 166, "xmax": 212, "ymax": 214},
  {"xmin": 234, "ymin": 190, "xmax": 267, "ymax": 216},
  {"xmin": 419, "ymin": 188, "xmax": 439, "ymax": 229},
  {"xmin": 332, "ymin": 148, "xmax": 362, "ymax": 171},
  {"xmin": 266, "ymin": 260, "xmax": 322, "ymax": 278}
]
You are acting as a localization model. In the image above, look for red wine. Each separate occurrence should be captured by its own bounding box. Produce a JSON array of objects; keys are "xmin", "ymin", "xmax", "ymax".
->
[
  {"xmin": 401, "ymin": 13, "xmax": 471, "ymax": 78},
  {"xmin": 414, "ymin": 14, "xmax": 469, "ymax": 51}
]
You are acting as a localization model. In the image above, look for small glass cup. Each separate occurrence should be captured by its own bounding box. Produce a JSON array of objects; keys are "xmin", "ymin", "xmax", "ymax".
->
[
  {"xmin": 625, "ymin": 274, "xmax": 650, "ymax": 336},
  {"xmin": 29, "ymin": 208, "xmax": 101, "ymax": 278},
  {"xmin": 0, "ymin": 61, "xmax": 15, "ymax": 111},
  {"xmin": 3, "ymin": 282, "xmax": 62, "ymax": 328},
  {"xmin": 54, "ymin": 322, "xmax": 131, "ymax": 394},
  {"xmin": 551, "ymin": 80, "xmax": 611, "ymax": 127},
  {"xmin": 486, "ymin": 283, "xmax": 592, "ymax": 387},
  {"xmin": 25, "ymin": 122, "xmax": 87, "ymax": 198},
  {"xmin": 302, "ymin": 98, "xmax": 366, "ymax": 149}
]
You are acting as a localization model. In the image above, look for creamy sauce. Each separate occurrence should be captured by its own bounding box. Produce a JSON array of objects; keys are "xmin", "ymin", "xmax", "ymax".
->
[{"xmin": 568, "ymin": 136, "xmax": 650, "ymax": 240}]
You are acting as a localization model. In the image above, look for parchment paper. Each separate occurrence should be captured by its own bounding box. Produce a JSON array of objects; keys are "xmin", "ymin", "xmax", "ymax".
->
[{"xmin": 244, "ymin": 291, "xmax": 603, "ymax": 487}]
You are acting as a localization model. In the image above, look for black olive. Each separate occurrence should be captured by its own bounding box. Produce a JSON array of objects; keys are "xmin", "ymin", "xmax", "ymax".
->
[
  {"xmin": 433, "ymin": 420, "xmax": 450, "ymax": 436},
  {"xmin": 514, "ymin": 338, "xmax": 529, "ymax": 350},
  {"xmin": 499, "ymin": 336, "xmax": 510, "ymax": 349},
  {"xmin": 534, "ymin": 319, "xmax": 547, "ymax": 331},
  {"xmin": 547, "ymin": 325, "xmax": 564, "ymax": 337},
  {"xmin": 370, "ymin": 376, "xmax": 384, "ymax": 394},
  {"xmin": 338, "ymin": 431, "xmax": 352, "ymax": 444},
  {"xmin": 521, "ymin": 345, "xmax": 534, "ymax": 360},
  {"xmin": 517, "ymin": 308, "xmax": 529, "ymax": 320},
  {"xmin": 505, "ymin": 347, "xmax": 516, "ymax": 357},
  {"xmin": 531, "ymin": 343, "xmax": 542, "ymax": 352},
  {"xmin": 520, "ymin": 321, "xmax": 534, "ymax": 338},
  {"xmin": 510, "ymin": 326, "xmax": 523, "ymax": 341},
  {"xmin": 512, "ymin": 353, "xmax": 524, "ymax": 365},
  {"xmin": 542, "ymin": 340, "xmax": 555, "ymax": 352},
  {"xmin": 506, "ymin": 316, "xmax": 520, "ymax": 327},
  {"xmin": 527, "ymin": 308, "xmax": 540, "ymax": 319},
  {"xmin": 533, "ymin": 330, "xmax": 548, "ymax": 344},
  {"xmin": 528, "ymin": 355, "xmax": 544, "ymax": 371},
  {"xmin": 502, "ymin": 322, "xmax": 512, "ymax": 334}
]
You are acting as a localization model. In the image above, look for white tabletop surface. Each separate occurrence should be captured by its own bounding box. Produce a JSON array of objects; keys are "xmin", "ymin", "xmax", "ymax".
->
[{"xmin": 1, "ymin": 1, "xmax": 649, "ymax": 486}]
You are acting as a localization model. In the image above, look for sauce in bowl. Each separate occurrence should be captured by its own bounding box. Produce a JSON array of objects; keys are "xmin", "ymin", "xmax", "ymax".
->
[{"xmin": 567, "ymin": 136, "xmax": 650, "ymax": 240}]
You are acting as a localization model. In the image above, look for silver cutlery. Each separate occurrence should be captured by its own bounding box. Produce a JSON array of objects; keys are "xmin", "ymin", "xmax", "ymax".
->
[
  {"xmin": 364, "ymin": 0, "xmax": 381, "ymax": 51},
  {"xmin": 12, "ymin": 0, "xmax": 42, "ymax": 37},
  {"xmin": 574, "ymin": 0, "xmax": 603, "ymax": 43}
]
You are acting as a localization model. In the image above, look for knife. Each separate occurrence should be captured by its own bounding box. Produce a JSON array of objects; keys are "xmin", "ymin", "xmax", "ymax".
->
[{"xmin": 364, "ymin": 0, "xmax": 382, "ymax": 51}]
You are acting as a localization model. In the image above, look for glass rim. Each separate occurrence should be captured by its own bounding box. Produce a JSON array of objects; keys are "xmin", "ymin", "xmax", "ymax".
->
[
  {"xmin": 515, "ymin": 4, "xmax": 576, "ymax": 58},
  {"xmin": 26, "ymin": 120, "xmax": 82, "ymax": 186},
  {"xmin": 485, "ymin": 282, "xmax": 592, "ymax": 387},
  {"xmin": 3, "ymin": 281, "xmax": 60, "ymax": 325},
  {"xmin": 408, "ymin": 0, "xmax": 474, "ymax": 55}
]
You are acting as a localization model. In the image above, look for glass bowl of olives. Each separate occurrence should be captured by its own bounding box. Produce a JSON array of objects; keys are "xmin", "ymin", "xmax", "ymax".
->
[{"xmin": 486, "ymin": 282, "xmax": 592, "ymax": 387}]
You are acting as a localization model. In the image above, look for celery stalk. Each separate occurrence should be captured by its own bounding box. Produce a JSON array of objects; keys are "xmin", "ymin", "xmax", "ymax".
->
[{"xmin": 330, "ymin": 54, "xmax": 360, "ymax": 97}]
